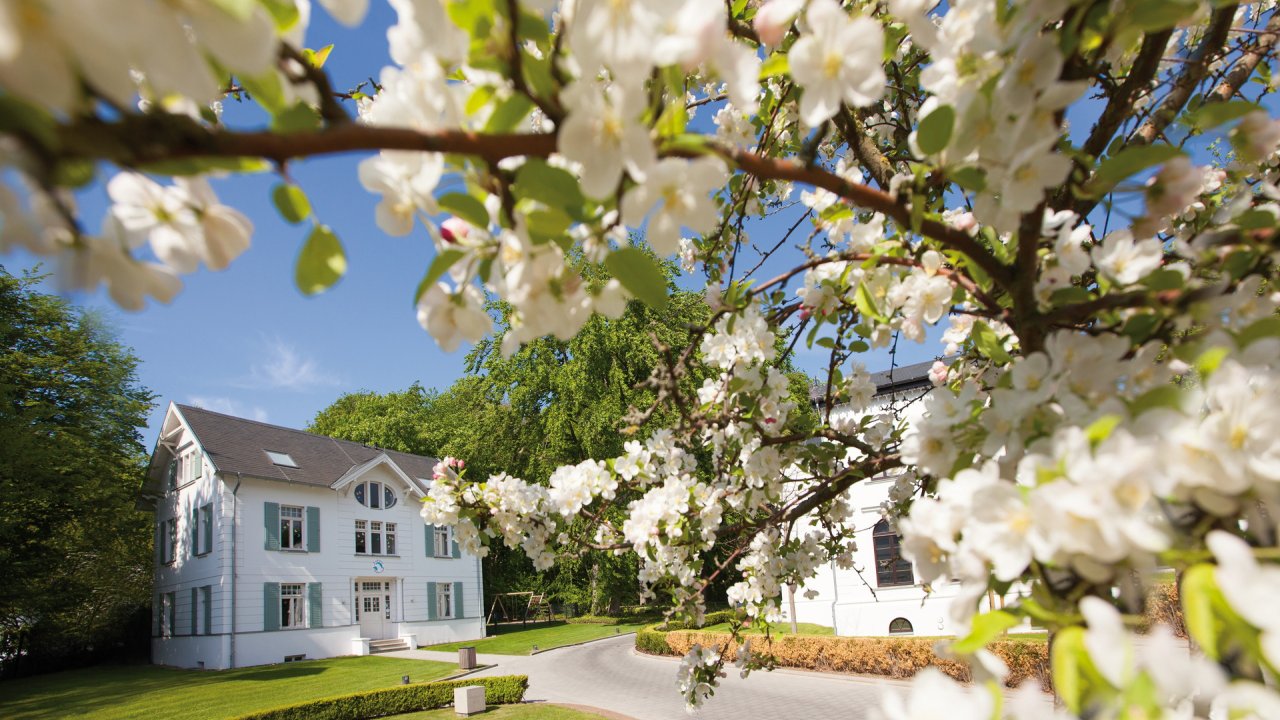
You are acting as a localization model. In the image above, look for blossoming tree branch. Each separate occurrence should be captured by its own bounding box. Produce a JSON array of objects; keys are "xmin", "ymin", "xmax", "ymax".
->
[{"xmin": 6, "ymin": 0, "xmax": 1280, "ymax": 715}]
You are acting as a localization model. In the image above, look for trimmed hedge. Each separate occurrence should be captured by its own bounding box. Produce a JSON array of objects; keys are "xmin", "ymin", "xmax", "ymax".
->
[
  {"xmin": 229, "ymin": 675, "xmax": 529, "ymax": 720},
  {"xmin": 645, "ymin": 629, "xmax": 1050, "ymax": 690}
]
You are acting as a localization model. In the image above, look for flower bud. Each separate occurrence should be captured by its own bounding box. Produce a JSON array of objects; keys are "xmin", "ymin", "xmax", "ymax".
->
[
  {"xmin": 440, "ymin": 217, "xmax": 470, "ymax": 244},
  {"xmin": 753, "ymin": 0, "xmax": 804, "ymax": 47}
]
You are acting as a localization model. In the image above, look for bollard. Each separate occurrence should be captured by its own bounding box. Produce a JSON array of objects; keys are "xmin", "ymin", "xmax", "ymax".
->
[
  {"xmin": 401, "ymin": 675, "xmax": 410, "ymax": 685},
  {"xmin": 454, "ymin": 685, "xmax": 485, "ymax": 716}
]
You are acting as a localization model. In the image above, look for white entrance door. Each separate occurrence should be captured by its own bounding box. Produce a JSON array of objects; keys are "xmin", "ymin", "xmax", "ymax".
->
[{"xmin": 356, "ymin": 580, "xmax": 394, "ymax": 639}]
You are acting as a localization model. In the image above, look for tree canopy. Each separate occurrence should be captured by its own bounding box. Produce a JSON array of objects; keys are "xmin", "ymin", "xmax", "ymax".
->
[{"xmin": 0, "ymin": 266, "xmax": 155, "ymax": 676}]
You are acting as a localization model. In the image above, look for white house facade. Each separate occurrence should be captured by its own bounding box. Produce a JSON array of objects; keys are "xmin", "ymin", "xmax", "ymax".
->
[
  {"xmin": 140, "ymin": 403, "xmax": 485, "ymax": 669},
  {"xmin": 783, "ymin": 360, "xmax": 1032, "ymax": 638}
]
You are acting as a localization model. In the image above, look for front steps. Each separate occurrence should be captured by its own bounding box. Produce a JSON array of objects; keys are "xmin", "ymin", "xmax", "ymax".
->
[{"xmin": 369, "ymin": 638, "xmax": 410, "ymax": 654}]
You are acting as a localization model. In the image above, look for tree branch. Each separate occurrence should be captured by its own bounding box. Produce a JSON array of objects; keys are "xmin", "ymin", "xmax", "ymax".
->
[
  {"xmin": 1207, "ymin": 9, "xmax": 1280, "ymax": 103},
  {"xmin": 1081, "ymin": 29, "xmax": 1174, "ymax": 160}
]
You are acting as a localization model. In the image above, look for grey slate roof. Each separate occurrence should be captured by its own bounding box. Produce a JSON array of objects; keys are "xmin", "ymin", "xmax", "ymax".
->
[
  {"xmin": 172, "ymin": 403, "xmax": 440, "ymax": 490},
  {"xmin": 808, "ymin": 358, "xmax": 943, "ymax": 404}
]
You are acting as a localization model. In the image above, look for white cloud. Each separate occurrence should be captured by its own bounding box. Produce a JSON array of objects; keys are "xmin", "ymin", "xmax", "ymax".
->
[
  {"xmin": 235, "ymin": 336, "xmax": 341, "ymax": 392},
  {"xmin": 186, "ymin": 395, "xmax": 269, "ymax": 423}
]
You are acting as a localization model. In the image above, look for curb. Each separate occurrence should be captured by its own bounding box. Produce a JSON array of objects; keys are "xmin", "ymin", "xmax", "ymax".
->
[
  {"xmin": 434, "ymin": 663, "xmax": 500, "ymax": 682},
  {"xmin": 529, "ymin": 630, "xmax": 638, "ymax": 655}
]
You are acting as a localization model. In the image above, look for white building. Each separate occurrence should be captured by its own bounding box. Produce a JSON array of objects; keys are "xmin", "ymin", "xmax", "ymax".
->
[
  {"xmin": 139, "ymin": 403, "xmax": 485, "ymax": 669},
  {"xmin": 785, "ymin": 360, "xmax": 1022, "ymax": 638}
]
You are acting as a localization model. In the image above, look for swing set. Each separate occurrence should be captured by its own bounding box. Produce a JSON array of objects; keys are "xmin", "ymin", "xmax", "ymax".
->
[{"xmin": 485, "ymin": 591, "xmax": 554, "ymax": 626}]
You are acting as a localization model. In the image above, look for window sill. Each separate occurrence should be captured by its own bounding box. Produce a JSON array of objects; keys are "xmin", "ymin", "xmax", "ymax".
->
[
  {"xmin": 195, "ymin": 551, "xmax": 210, "ymax": 558},
  {"xmin": 355, "ymin": 553, "xmax": 401, "ymax": 558},
  {"xmin": 277, "ymin": 548, "xmax": 309, "ymax": 553},
  {"xmin": 432, "ymin": 555, "xmax": 458, "ymax": 560}
]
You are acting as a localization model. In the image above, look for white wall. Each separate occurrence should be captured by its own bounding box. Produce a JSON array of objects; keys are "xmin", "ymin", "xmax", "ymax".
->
[{"xmin": 150, "ymin": 408, "xmax": 485, "ymax": 668}]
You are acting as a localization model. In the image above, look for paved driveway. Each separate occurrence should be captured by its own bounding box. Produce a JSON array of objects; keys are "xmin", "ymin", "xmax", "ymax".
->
[{"xmin": 390, "ymin": 634, "xmax": 967, "ymax": 719}]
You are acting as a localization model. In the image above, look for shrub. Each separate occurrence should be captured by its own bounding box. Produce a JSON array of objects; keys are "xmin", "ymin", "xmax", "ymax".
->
[
  {"xmin": 1142, "ymin": 581, "xmax": 1186, "ymax": 639},
  {"xmin": 230, "ymin": 675, "xmax": 529, "ymax": 720},
  {"xmin": 637, "ymin": 627, "xmax": 1050, "ymax": 690}
]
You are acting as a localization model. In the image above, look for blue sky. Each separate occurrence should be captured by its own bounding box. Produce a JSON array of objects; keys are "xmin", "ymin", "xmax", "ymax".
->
[{"xmin": 7, "ymin": 3, "xmax": 948, "ymax": 447}]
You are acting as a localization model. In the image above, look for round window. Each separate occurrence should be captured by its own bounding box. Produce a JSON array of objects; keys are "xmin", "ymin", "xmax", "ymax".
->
[
  {"xmin": 354, "ymin": 483, "xmax": 365, "ymax": 505},
  {"xmin": 384, "ymin": 486, "xmax": 397, "ymax": 508}
]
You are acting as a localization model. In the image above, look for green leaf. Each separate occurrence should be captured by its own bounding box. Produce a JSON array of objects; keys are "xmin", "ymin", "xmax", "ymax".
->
[
  {"xmin": 1089, "ymin": 145, "xmax": 1184, "ymax": 195},
  {"xmin": 301, "ymin": 44, "xmax": 334, "ymax": 69},
  {"xmin": 52, "ymin": 160, "xmax": 95, "ymax": 189},
  {"xmin": 1181, "ymin": 564, "xmax": 1225, "ymax": 660},
  {"xmin": 1234, "ymin": 209, "xmax": 1277, "ymax": 230},
  {"xmin": 917, "ymin": 105, "xmax": 955, "ymax": 155},
  {"xmin": 854, "ymin": 282, "xmax": 884, "ymax": 322},
  {"xmin": 656, "ymin": 99, "xmax": 688, "ymax": 139},
  {"xmin": 414, "ymin": 249, "xmax": 468, "ymax": 304},
  {"xmin": 522, "ymin": 204, "xmax": 573, "ymax": 242},
  {"xmin": 271, "ymin": 102, "xmax": 321, "ymax": 133},
  {"xmin": 1084, "ymin": 414, "xmax": 1122, "ymax": 446},
  {"xmin": 1050, "ymin": 627, "xmax": 1092, "ymax": 715},
  {"xmin": 605, "ymin": 247, "xmax": 668, "ymax": 312},
  {"xmin": 1196, "ymin": 345, "xmax": 1231, "ymax": 376},
  {"xmin": 971, "ymin": 321, "xmax": 1011, "ymax": 364},
  {"xmin": 211, "ymin": 0, "xmax": 255, "ymax": 20},
  {"xmin": 1127, "ymin": 0, "xmax": 1199, "ymax": 32},
  {"xmin": 951, "ymin": 610, "xmax": 1019, "ymax": 654},
  {"xmin": 295, "ymin": 225, "xmax": 347, "ymax": 296},
  {"xmin": 447, "ymin": 0, "xmax": 497, "ymax": 35},
  {"xmin": 759, "ymin": 54, "xmax": 790, "ymax": 79},
  {"xmin": 438, "ymin": 193, "xmax": 490, "ymax": 229},
  {"xmin": 484, "ymin": 94, "xmax": 534, "ymax": 133},
  {"xmin": 1140, "ymin": 268, "xmax": 1184, "ymax": 291},
  {"xmin": 0, "ymin": 95, "xmax": 58, "ymax": 150},
  {"xmin": 465, "ymin": 86, "xmax": 496, "ymax": 116},
  {"xmin": 1129, "ymin": 385, "xmax": 1185, "ymax": 416},
  {"xmin": 1237, "ymin": 316, "xmax": 1280, "ymax": 349},
  {"xmin": 272, "ymin": 183, "xmax": 312, "ymax": 224},
  {"xmin": 949, "ymin": 166, "xmax": 986, "ymax": 193},
  {"xmin": 1184, "ymin": 100, "xmax": 1260, "ymax": 132},
  {"xmin": 240, "ymin": 70, "xmax": 287, "ymax": 115},
  {"xmin": 137, "ymin": 157, "xmax": 271, "ymax": 176},
  {"xmin": 259, "ymin": 0, "xmax": 301, "ymax": 31},
  {"xmin": 513, "ymin": 160, "xmax": 586, "ymax": 217}
]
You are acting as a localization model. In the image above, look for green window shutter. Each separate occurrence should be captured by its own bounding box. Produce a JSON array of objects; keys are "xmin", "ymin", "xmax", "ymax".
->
[
  {"xmin": 264, "ymin": 502, "xmax": 280, "ymax": 550},
  {"xmin": 263, "ymin": 583, "xmax": 280, "ymax": 631},
  {"xmin": 306, "ymin": 507, "xmax": 320, "ymax": 552},
  {"xmin": 190, "ymin": 588, "xmax": 198, "ymax": 635},
  {"xmin": 453, "ymin": 582, "xmax": 464, "ymax": 619},
  {"xmin": 427, "ymin": 582, "xmax": 437, "ymax": 620},
  {"xmin": 155, "ymin": 522, "xmax": 163, "ymax": 565},
  {"xmin": 202, "ymin": 505, "xmax": 213, "ymax": 554},
  {"xmin": 424, "ymin": 525, "xmax": 434, "ymax": 557},
  {"xmin": 168, "ymin": 593, "xmax": 176, "ymax": 635},
  {"xmin": 191, "ymin": 508, "xmax": 199, "ymax": 555},
  {"xmin": 194, "ymin": 453, "xmax": 203, "ymax": 479},
  {"xmin": 308, "ymin": 583, "xmax": 323, "ymax": 628},
  {"xmin": 451, "ymin": 533, "xmax": 460, "ymax": 559},
  {"xmin": 203, "ymin": 586, "xmax": 212, "ymax": 635},
  {"xmin": 156, "ymin": 594, "xmax": 162, "ymax": 636}
]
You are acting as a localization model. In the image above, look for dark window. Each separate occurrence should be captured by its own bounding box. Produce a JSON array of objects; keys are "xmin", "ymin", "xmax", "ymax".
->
[
  {"xmin": 873, "ymin": 519, "xmax": 914, "ymax": 587},
  {"xmin": 889, "ymin": 617, "xmax": 913, "ymax": 635},
  {"xmin": 354, "ymin": 484, "xmax": 365, "ymax": 505}
]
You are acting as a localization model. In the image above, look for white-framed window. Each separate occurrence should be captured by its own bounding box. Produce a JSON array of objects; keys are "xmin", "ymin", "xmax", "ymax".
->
[
  {"xmin": 280, "ymin": 505, "xmax": 305, "ymax": 550},
  {"xmin": 161, "ymin": 518, "xmax": 177, "ymax": 564},
  {"xmin": 437, "ymin": 583, "xmax": 453, "ymax": 619},
  {"xmin": 433, "ymin": 525, "xmax": 451, "ymax": 558},
  {"xmin": 280, "ymin": 583, "xmax": 306, "ymax": 629},
  {"xmin": 355, "ymin": 520, "xmax": 398, "ymax": 555},
  {"xmin": 160, "ymin": 592, "xmax": 174, "ymax": 637},
  {"xmin": 197, "ymin": 504, "xmax": 213, "ymax": 555},
  {"xmin": 353, "ymin": 480, "xmax": 398, "ymax": 510}
]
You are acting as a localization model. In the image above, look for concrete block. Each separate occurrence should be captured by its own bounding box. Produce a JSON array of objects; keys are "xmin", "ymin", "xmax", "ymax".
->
[
  {"xmin": 458, "ymin": 646, "xmax": 478, "ymax": 669},
  {"xmin": 454, "ymin": 685, "xmax": 485, "ymax": 715},
  {"xmin": 353, "ymin": 638, "xmax": 371, "ymax": 656}
]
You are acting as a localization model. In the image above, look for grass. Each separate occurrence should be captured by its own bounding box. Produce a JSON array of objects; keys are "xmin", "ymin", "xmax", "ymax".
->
[
  {"xmin": 693, "ymin": 621, "xmax": 836, "ymax": 636},
  {"xmin": 391, "ymin": 704, "xmax": 612, "ymax": 719},
  {"xmin": 423, "ymin": 620, "xmax": 648, "ymax": 655},
  {"xmin": 0, "ymin": 655, "xmax": 457, "ymax": 720}
]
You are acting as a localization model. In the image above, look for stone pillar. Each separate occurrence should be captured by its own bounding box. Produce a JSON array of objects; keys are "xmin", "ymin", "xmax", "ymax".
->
[{"xmin": 454, "ymin": 686, "xmax": 485, "ymax": 715}]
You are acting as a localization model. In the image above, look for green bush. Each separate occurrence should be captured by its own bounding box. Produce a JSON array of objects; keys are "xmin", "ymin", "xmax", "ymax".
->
[
  {"xmin": 634, "ymin": 610, "xmax": 742, "ymax": 656},
  {"xmin": 230, "ymin": 675, "xmax": 528, "ymax": 720}
]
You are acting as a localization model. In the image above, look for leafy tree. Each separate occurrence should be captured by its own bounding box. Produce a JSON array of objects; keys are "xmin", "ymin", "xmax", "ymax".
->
[{"xmin": 0, "ymin": 267, "xmax": 155, "ymax": 676}]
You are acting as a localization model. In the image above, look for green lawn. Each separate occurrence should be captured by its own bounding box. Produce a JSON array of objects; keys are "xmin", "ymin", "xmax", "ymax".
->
[
  {"xmin": 392, "ymin": 704, "xmax": 611, "ymax": 719},
  {"xmin": 694, "ymin": 621, "xmax": 836, "ymax": 636},
  {"xmin": 0, "ymin": 656, "xmax": 457, "ymax": 720},
  {"xmin": 424, "ymin": 620, "xmax": 647, "ymax": 655}
]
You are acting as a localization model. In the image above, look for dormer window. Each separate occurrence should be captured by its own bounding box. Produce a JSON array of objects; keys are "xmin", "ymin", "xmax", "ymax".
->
[
  {"xmin": 354, "ymin": 480, "xmax": 397, "ymax": 509},
  {"xmin": 266, "ymin": 451, "xmax": 298, "ymax": 468}
]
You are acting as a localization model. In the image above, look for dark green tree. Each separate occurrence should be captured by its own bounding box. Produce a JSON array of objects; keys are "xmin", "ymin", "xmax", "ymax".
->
[{"xmin": 0, "ymin": 267, "xmax": 155, "ymax": 676}]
